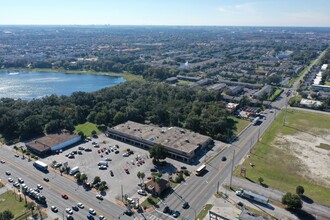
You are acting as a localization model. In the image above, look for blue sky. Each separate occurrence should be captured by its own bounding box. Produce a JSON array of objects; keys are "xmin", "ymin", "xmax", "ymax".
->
[{"xmin": 0, "ymin": 0, "xmax": 329, "ymax": 26}]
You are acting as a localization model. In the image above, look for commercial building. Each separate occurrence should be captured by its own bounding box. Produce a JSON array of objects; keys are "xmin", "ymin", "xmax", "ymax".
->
[
  {"xmin": 106, "ymin": 121, "xmax": 213, "ymax": 163},
  {"xmin": 26, "ymin": 132, "xmax": 81, "ymax": 155}
]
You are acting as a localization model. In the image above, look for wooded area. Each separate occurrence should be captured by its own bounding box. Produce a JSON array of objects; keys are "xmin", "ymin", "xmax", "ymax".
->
[{"xmin": 0, "ymin": 81, "xmax": 235, "ymax": 144}]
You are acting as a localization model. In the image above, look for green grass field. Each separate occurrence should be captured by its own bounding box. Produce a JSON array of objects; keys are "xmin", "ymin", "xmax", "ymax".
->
[
  {"xmin": 234, "ymin": 109, "xmax": 330, "ymax": 206},
  {"xmin": 75, "ymin": 122, "xmax": 101, "ymax": 137},
  {"xmin": 0, "ymin": 191, "xmax": 28, "ymax": 217},
  {"xmin": 269, "ymin": 89, "xmax": 282, "ymax": 101},
  {"xmin": 196, "ymin": 204, "xmax": 213, "ymax": 220},
  {"xmin": 228, "ymin": 116, "xmax": 251, "ymax": 135},
  {"xmin": 177, "ymin": 80, "xmax": 194, "ymax": 85}
]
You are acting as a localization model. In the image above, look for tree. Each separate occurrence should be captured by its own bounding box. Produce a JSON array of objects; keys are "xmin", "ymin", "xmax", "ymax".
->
[
  {"xmin": 0, "ymin": 210, "xmax": 14, "ymax": 220},
  {"xmin": 74, "ymin": 172, "xmax": 81, "ymax": 182},
  {"xmin": 80, "ymin": 173, "xmax": 88, "ymax": 183},
  {"xmin": 282, "ymin": 192, "xmax": 302, "ymax": 209},
  {"xmin": 258, "ymin": 177, "xmax": 264, "ymax": 185},
  {"xmin": 26, "ymin": 202, "xmax": 35, "ymax": 216},
  {"xmin": 91, "ymin": 130, "xmax": 97, "ymax": 136},
  {"xmin": 137, "ymin": 171, "xmax": 146, "ymax": 184},
  {"xmin": 296, "ymin": 185, "xmax": 305, "ymax": 197},
  {"xmin": 149, "ymin": 144, "xmax": 168, "ymax": 164},
  {"xmin": 93, "ymin": 176, "xmax": 101, "ymax": 185}
]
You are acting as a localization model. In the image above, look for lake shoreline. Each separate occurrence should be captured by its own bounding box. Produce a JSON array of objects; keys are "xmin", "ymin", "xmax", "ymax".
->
[{"xmin": 1, "ymin": 68, "xmax": 142, "ymax": 81}]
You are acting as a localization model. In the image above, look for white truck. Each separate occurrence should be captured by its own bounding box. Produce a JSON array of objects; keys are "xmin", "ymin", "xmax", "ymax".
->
[
  {"xmin": 69, "ymin": 166, "xmax": 80, "ymax": 175},
  {"xmin": 252, "ymin": 117, "xmax": 260, "ymax": 126},
  {"xmin": 235, "ymin": 189, "xmax": 269, "ymax": 205}
]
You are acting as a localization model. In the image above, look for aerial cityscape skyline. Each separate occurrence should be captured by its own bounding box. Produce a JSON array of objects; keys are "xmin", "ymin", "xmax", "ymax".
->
[{"xmin": 0, "ymin": 0, "xmax": 329, "ymax": 27}]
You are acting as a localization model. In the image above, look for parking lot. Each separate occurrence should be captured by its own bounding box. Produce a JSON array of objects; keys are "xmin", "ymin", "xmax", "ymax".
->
[{"xmin": 41, "ymin": 133, "xmax": 209, "ymax": 203}]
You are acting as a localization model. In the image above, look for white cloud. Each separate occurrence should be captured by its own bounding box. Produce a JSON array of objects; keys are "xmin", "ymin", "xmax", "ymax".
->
[{"xmin": 217, "ymin": 2, "xmax": 257, "ymax": 14}]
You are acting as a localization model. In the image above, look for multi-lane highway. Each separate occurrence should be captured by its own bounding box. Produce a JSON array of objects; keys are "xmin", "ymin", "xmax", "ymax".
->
[{"xmin": 0, "ymin": 147, "xmax": 133, "ymax": 220}]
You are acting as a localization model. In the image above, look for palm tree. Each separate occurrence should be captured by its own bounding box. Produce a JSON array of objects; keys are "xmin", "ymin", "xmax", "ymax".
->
[
  {"xmin": 80, "ymin": 173, "xmax": 88, "ymax": 183},
  {"xmin": 140, "ymin": 172, "xmax": 145, "ymax": 185},
  {"xmin": 36, "ymin": 204, "xmax": 42, "ymax": 219},
  {"xmin": 26, "ymin": 201, "xmax": 35, "ymax": 216},
  {"xmin": 137, "ymin": 171, "xmax": 141, "ymax": 183}
]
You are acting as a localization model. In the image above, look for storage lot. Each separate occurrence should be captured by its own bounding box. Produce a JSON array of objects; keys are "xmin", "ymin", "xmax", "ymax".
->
[{"xmin": 42, "ymin": 133, "xmax": 197, "ymax": 203}]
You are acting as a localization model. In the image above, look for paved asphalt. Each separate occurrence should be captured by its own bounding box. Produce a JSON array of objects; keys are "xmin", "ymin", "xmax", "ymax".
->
[{"xmin": 0, "ymin": 148, "xmax": 132, "ymax": 220}]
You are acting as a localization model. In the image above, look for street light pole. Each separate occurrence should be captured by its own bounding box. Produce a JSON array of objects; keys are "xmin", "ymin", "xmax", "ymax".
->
[{"xmin": 229, "ymin": 149, "xmax": 235, "ymax": 189}]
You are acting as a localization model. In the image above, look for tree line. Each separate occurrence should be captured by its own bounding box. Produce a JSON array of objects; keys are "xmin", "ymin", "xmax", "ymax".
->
[{"xmin": 0, "ymin": 81, "xmax": 236, "ymax": 144}]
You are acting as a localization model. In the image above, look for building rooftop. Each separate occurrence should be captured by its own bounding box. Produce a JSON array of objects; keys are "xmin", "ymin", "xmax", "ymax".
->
[
  {"xmin": 26, "ymin": 132, "xmax": 79, "ymax": 152},
  {"xmin": 111, "ymin": 121, "xmax": 212, "ymax": 155}
]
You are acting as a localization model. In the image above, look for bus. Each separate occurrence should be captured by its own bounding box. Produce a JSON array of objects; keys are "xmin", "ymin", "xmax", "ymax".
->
[
  {"xmin": 33, "ymin": 160, "xmax": 48, "ymax": 171},
  {"xmin": 195, "ymin": 164, "xmax": 206, "ymax": 176}
]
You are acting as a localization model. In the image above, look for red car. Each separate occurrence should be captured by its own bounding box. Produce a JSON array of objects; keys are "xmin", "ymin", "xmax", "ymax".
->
[{"xmin": 62, "ymin": 194, "xmax": 69, "ymax": 199}]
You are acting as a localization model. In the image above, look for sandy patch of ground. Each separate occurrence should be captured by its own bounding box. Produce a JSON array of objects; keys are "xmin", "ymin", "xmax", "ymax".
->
[{"xmin": 273, "ymin": 130, "xmax": 330, "ymax": 187}]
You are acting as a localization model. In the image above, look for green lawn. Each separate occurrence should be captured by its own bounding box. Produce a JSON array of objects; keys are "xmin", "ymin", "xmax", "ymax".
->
[
  {"xmin": 228, "ymin": 116, "xmax": 251, "ymax": 135},
  {"xmin": 234, "ymin": 109, "xmax": 330, "ymax": 206},
  {"xmin": 196, "ymin": 204, "xmax": 213, "ymax": 220},
  {"xmin": 177, "ymin": 80, "xmax": 194, "ymax": 85},
  {"xmin": 269, "ymin": 89, "xmax": 282, "ymax": 101},
  {"xmin": 0, "ymin": 191, "xmax": 29, "ymax": 217},
  {"xmin": 325, "ymin": 82, "xmax": 330, "ymax": 86},
  {"xmin": 140, "ymin": 195, "xmax": 160, "ymax": 208},
  {"xmin": 75, "ymin": 122, "xmax": 101, "ymax": 137}
]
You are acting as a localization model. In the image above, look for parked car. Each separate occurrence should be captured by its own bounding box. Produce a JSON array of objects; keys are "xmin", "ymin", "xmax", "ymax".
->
[
  {"xmin": 163, "ymin": 206, "xmax": 170, "ymax": 213},
  {"xmin": 182, "ymin": 202, "xmax": 189, "ymax": 209},
  {"xmin": 77, "ymin": 202, "xmax": 84, "ymax": 209},
  {"xmin": 137, "ymin": 190, "xmax": 147, "ymax": 196},
  {"xmin": 72, "ymin": 205, "xmax": 79, "ymax": 211},
  {"xmin": 109, "ymin": 170, "xmax": 114, "ymax": 176},
  {"xmin": 65, "ymin": 208, "xmax": 73, "ymax": 214},
  {"xmin": 5, "ymin": 171, "xmax": 11, "ymax": 175},
  {"xmin": 89, "ymin": 208, "xmax": 96, "ymax": 215},
  {"xmin": 43, "ymin": 177, "xmax": 49, "ymax": 182},
  {"xmin": 96, "ymin": 194, "xmax": 103, "ymax": 200},
  {"xmin": 51, "ymin": 206, "xmax": 58, "ymax": 212},
  {"xmin": 172, "ymin": 211, "xmax": 180, "ymax": 218}
]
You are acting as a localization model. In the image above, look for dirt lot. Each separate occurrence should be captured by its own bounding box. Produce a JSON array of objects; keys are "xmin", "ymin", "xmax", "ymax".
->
[{"xmin": 274, "ymin": 130, "xmax": 330, "ymax": 188}]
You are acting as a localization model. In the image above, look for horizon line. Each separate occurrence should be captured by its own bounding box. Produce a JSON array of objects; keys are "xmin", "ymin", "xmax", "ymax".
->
[{"xmin": 0, "ymin": 24, "xmax": 330, "ymax": 28}]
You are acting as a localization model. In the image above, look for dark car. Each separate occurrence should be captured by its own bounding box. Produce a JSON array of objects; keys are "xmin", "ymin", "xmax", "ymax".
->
[
  {"xmin": 163, "ymin": 206, "xmax": 170, "ymax": 213},
  {"xmin": 110, "ymin": 170, "xmax": 114, "ymax": 176},
  {"xmin": 221, "ymin": 156, "xmax": 227, "ymax": 161},
  {"xmin": 124, "ymin": 209, "xmax": 133, "ymax": 216},
  {"xmin": 172, "ymin": 211, "xmax": 180, "ymax": 218},
  {"xmin": 182, "ymin": 202, "xmax": 189, "ymax": 209},
  {"xmin": 62, "ymin": 194, "xmax": 69, "ymax": 199},
  {"xmin": 72, "ymin": 205, "xmax": 79, "ymax": 211},
  {"xmin": 43, "ymin": 177, "xmax": 49, "ymax": 182}
]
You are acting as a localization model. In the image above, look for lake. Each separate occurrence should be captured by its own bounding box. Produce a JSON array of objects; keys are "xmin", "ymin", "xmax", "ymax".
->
[{"xmin": 0, "ymin": 71, "xmax": 125, "ymax": 100}]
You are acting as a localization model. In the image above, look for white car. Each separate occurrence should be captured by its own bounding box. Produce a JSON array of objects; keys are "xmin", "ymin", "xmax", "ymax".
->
[
  {"xmin": 77, "ymin": 202, "xmax": 84, "ymax": 209},
  {"xmin": 65, "ymin": 208, "xmax": 73, "ymax": 214},
  {"xmin": 96, "ymin": 194, "xmax": 103, "ymax": 200},
  {"xmin": 37, "ymin": 184, "xmax": 43, "ymax": 190},
  {"xmin": 18, "ymin": 178, "xmax": 24, "ymax": 183},
  {"xmin": 89, "ymin": 208, "xmax": 96, "ymax": 215},
  {"xmin": 99, "ymin": 215, "xmax": 106, "ymax": 220},
  {"xmin": 8, "ymin": 177, "xmax": 13, "ymax": 183},
  {"xmin": 137, "ymin": 190, "xmax": 147, "ymax": 196}
]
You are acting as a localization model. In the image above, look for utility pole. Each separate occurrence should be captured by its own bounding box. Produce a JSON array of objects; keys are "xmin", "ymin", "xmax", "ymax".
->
[
  {"xmin": 121, "ymin": 184, "xmax": 123, "ymax": 202},
  {"xmin": 229, "ymin": 149, "xmax": 235, "ymax": 189},
  {"xmin": 282, "ymin": 98, "xmax": 288, "ymax": 126}
]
